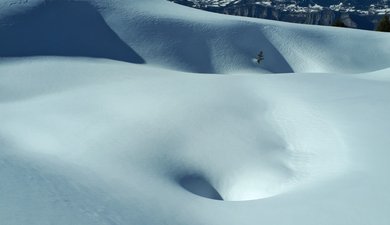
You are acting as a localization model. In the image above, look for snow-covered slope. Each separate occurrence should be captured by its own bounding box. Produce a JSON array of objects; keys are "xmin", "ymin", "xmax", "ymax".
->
[
  {"xmin": 1, "ymin": 0, "xmax": 389, "ymax": 74},
  {"xmin": 1, "ymin": 0, "xmax": 390, "ymax": 225}
]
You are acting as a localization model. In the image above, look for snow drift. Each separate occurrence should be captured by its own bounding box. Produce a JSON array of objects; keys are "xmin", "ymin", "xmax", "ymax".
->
[
  {"xmin": 0, "ymin": 0, "xmax": 390, "ymax": 225},
  {"xmin": 1, "ymin": 0, "xmax": 389, "ymax": 74}
]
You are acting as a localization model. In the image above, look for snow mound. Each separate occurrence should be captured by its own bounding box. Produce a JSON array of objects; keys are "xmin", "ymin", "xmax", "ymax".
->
[
  {"xmin": 0, "ymin": 58, "xmax": 348, "ymax": 201},
  {"xmin": 2, "ymin": 57, "xmax": 389, "ymax": 225}
]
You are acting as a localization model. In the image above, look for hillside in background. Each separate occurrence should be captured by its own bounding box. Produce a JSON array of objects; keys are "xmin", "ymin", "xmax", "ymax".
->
[{"xmin": 169, "ymin": 0, "xmax": 389, "ymax": 30}]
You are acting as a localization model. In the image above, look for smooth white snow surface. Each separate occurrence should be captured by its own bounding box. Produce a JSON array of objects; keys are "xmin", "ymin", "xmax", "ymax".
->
[{"xmin": 0, "ymin": 0, "xmax": 390, "ymax": 225}]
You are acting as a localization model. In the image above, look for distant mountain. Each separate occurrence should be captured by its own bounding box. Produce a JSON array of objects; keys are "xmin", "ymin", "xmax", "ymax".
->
[{"xmin": 169, "ymin": 0, "xmax": 390, "ymax": 30}]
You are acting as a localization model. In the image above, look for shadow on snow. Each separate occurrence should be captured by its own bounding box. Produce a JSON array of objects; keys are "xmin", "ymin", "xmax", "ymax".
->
[{"xmin": 0, "ymin": 0, "xmax": 145, "ymax": 64}]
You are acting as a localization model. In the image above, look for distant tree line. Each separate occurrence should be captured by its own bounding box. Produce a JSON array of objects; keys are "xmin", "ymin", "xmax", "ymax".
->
[
  {"xmin": 332, "ymin": 13, "xmax": 390, "ymax": 32},
  {"xmin": 376, "ymin": 14, "xmax": 390, "ymax": 32}
]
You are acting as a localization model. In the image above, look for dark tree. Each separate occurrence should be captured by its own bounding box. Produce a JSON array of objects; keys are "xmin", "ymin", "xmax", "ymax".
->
[
  {"xmin": 376, "ymin": 14, "xmax": 390, "ymax": 32},
  {"xmin": 256, "ymin": 51, "xmax": 264, "ymax": 64},
  {"xmin": 332, "ymin": 19, "xmax": 347, "ymax": 28}
]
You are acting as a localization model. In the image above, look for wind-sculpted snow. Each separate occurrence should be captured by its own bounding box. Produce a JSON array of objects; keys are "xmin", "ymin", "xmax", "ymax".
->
[
  {"xmin": 1, "ymin": 0, "xmax": 389, "ymax": 74},
  {"xmin": 1, "ymin": 58, "xmax": 390, "ymax": 225},
  {"xmin": 0, "ymin": 0, "xmax": 390, "ymax": 225}
]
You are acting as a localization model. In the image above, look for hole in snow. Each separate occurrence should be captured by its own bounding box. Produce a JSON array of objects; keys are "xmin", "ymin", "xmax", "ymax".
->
[{"xmin": 179, "ymin": 175, "xmax": 223, "ymax": 201}]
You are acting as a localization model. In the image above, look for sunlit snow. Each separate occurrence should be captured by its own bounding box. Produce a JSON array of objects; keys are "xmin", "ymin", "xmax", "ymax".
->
[{"xmin": 1, "ymin": 0, "xmax": 390, "ymax": 225}]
